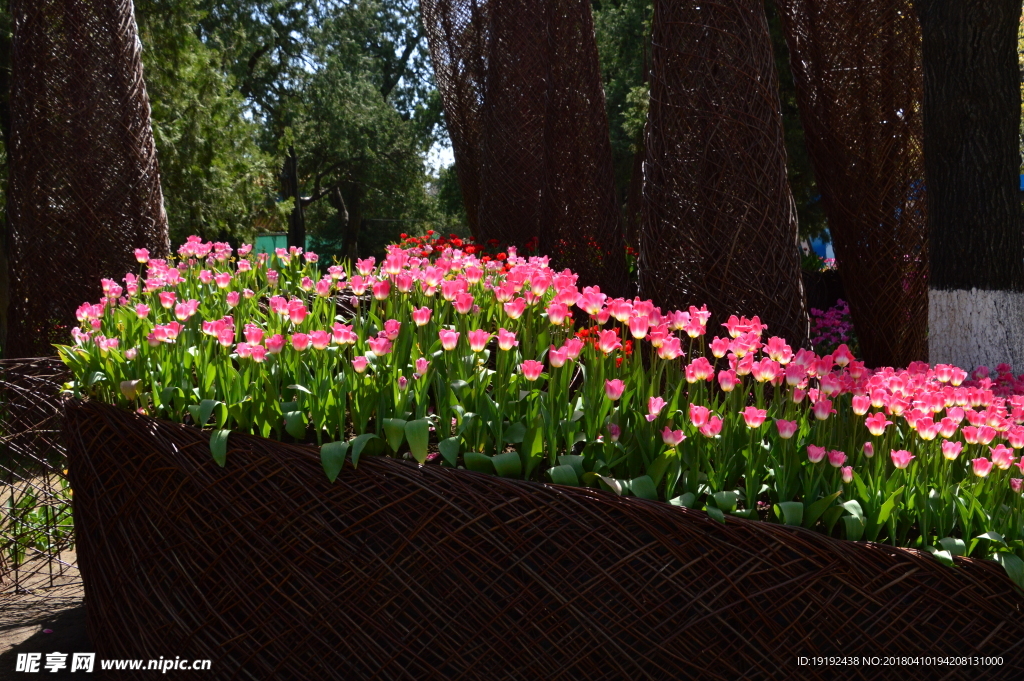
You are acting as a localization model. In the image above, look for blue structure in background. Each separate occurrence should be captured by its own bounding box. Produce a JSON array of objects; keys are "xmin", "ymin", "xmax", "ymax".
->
[
  {"xmin": 254, "ymin": 233, "xmax": 312, "ymax": 254},
  {"xmin": 808, "ymin": 231, "xmax": 834, "ymax": 260}
]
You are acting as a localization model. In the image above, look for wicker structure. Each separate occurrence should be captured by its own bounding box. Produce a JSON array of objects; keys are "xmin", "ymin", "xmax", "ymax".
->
[
  {"xmin": 5, "ymin": 0, "xmax": 169, "ymax": 358},
  {"xmin": 64, "ymin": 399, "xmax": 1024, "ymax": 680},
  {"xmin": 0, "ymin": 358, "xmax": 76, "ymax": 591},
  {"xmin": 639, "ymin": 0, "xmax": 807, "ymax": 346},
  {"xmin": 421, "ymin": 0, "xmax": 627, "ymax": 296},
  {"xmin": 772, "ymin": 0, "xmax": 928, "ymax": 368}
]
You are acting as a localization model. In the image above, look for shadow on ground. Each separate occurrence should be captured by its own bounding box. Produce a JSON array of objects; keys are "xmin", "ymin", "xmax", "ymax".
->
[{"xmin": 0, "ymin": 603, "xmax": 91, "ymax": 678}]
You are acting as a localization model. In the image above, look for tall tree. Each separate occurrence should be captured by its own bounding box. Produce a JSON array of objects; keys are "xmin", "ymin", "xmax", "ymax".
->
[{"xmin": 916, "ymin": 0, "xmax": 1024, "ymax": 370}]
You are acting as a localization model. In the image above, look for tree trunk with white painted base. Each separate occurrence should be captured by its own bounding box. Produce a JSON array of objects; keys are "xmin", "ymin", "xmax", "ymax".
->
[{"xmin": 916, "ymin": 0, "xmax": 1024, "ymax": 371}]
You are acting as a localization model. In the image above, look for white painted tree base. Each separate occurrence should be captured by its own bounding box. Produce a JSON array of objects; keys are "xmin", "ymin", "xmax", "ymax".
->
[{"xmin": 929, "ymin": 288, "xmax": 1024, "ymax": 371}]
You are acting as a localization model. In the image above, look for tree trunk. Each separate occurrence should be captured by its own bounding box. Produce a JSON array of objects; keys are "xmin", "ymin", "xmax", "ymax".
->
[
  {"xmin": 282, "ymin": 145, "xmax": 305, "ymax": 249},
  {"xmin": 343, "ymin": 184, "xmax": 363, "ymax": 262},
  {"xmin": 916, "ymin": 0, "xmax": 1024, "ymax": 371}
]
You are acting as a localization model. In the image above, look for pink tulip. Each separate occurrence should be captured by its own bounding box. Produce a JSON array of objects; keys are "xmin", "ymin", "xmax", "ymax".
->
[
  {"xmin": 812, "ymin": 399, "xmax": 834, "ymax": 421},
  {"xmin": 352, "ymin": 356, "xmax": 369, "ymax": 373},
  {"xmin": 699, "ymin": 415, "xmax": 723, "ymax": 438},
  {"xmin": 828, "ymin": 450, "xmax": 847, "ymax": 468},
  {"xmin": 520, "ymin": 360, "xmax": 544, "ymax": 381},
  {"xmin": 288, "ymin": 300, "xmax": 308, "ymax": 325},
  {"xmin": 628, "ymin": 315, "xmax": 649, "ymax": 339},
  {"xmin": 124, "ymin": 347, "xmax": 138, "ymax": 360},
  {"xmin": 159, "ymin": 291, "xmax": 176, "ymax": 309},
  {"xmin": 372, "ymin": 280, "xmax": 391, "ymax": 300},
  {"xmin": 310, "ymin": 330, "xmax": 330, "ymax": 350},
  {"xmin": 135, "ymin": 303, "xmax": 150, "ymax": 319},
  {"xmin": 689, "ymin": 404, "xmax": 710, "ymax": 428},
  {"xmin": 546, "ymin": 302, "xmax": 570, "ymax": 325},
  {"xmin": 214, "ymin": 327, "xmax": 232, "ymax": 348},
  {"xmin": 439, "ymin": 329, "xmax": 460, "ymax": 351},
  {"xmin": 497, "ymin": 328, "xmax": 518, "ymax": 351},
  {"xmin": 214, "ymin": 272, "xmax": 232, "ymax": 289},
  {"xmin": 1008, "ymin": 427, "xmax": 1024, "ymax": 449},
  {"xmin": 710, "ymin": 336, "xmax": 730, "ymax": 358},
  {"xmin": 990, "ymin": 444, "xmax": 1016, "ymax": 470},
  {"xmin": 607, "ymin": 423, "xmax": 621, "ymax": 442},
  {"xmin": 938, "ymin": 417, "xmax": 958, "ymax": 439},
  {"xmin": 266, "ymin": 334, "xmax": 285, "ymax": 354},
  {"xmin": 331, "ymin": 323, "xmax": 356, "ymax": 345},
  {"xmin": 972, "ymin": 457, "xmax": 993, "ymax": 478},
  {"xmin": 841, "ymin": 466, "xmax": 854, "ymax": 484},
  {"xmin": 415, "ymin": 357, "xmax": 429, "ymax": 374},
  {"xmin": 865, "ymin": 412, "xmax": 892, "ymax": 436},
  {"xmin": 916, "ymin": 418, "xmax": 940, "ymax": 441},
  {"xmin": 356, "ymin": 257, "xmax": 375, "ymax": 275},
  {"xmin": 367, "ymin": 336, "xmax": 392, "ymax": 355},
  {"xmin": 851, "ymin": 395, "xmax": 870, "ymax": 416},
  {"xmin": 316, "ymin": 279, "xmax": 333, "ymax": 297},
  {"xmin": 807, "ymin": 445, "xmax": 826, "ymax": 463},
  {"xmin": 134, "ymin": 248, "xmax": 149, "ymax": 263},
  {"xmin": 604, "ymin": 379, "xmax": 625, "ymax": 400},
  {"xmin": 775, "ymin": 419, "xmax": 798, "ymax": 439},
  {"xmin": 1011, "ymin": 478, "xmax": 1023, "ymax": 493},
  {"xmin": 383, "ymin": 319, "xmax": 401, "ymax": 341},
  {"xmin": 717, "ymin": 369, "xmax": 738, "ymax": 392},
  {"xmin": 941, "ymin": 441, "xmax": 963, "ymax": 461},
  {"xmin": 597, "ymin": 330, "xmax": 622, "ymax": 355},
  {"xmin": 454, "ymin": 292, "xmax": 475, "ymax": 315},
  {"xmin": 661, "ymin": 426, "xmax": 685, "ymax": 446},
  {"xmin": 891, "ymin": 450, "xmax": 915, "ymax": 470},
  {"xmin": 657, "ymin": 337, "xmax": 683, "ymax": 361},
  {"xmin": 224, "ymin": 291, "xmax": 240, "ymax": 308},
  {"xmin": 742, "ymin": 406, "xmax": 767, "ymax": 429},
  {"xmin": 468, "ymin": 329, "xmax": 491, "ymax": 352},
  {"xmin": 411, "ymin": 307, "xmax": 432, "ymax": 326},
  {"xmin": 504, "ymin": 297, "xmax": 527, "ymax": 319},
  {"xmin": 646, "ymin": 396, "xmax": 667, "ymax": 422},
  {"xmin": 977, "ymin": 425, "xmax": 997, "ymax": 445},
  {"xmin": 549, "ymin": 345, "xmax": 569, "ymax": 368},
  {"xmin": 863, "ymin": 442, "xmax": 874, "ymax": 458},
  {"xmin": 833, "ymin": 344, "xmax": 854, "ymax": 367}
]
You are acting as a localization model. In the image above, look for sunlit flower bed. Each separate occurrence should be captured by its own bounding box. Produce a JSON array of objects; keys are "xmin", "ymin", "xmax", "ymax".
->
[{"xmin": 59, "ymin": 235, "xmax": 1024, "ymax": 585}]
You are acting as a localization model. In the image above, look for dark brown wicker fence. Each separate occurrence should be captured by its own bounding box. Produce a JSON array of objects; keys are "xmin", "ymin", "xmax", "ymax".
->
[
  {"xmin": 63, "ymin": 398, "xmax": 1024, "ymax": 680},
  {"xmin": 773, "ymin": 0, "xmax": 928, "ymax": 368},
  {"xmin": 0, "ymin": 358, "xmax": 76, "ymax": 592},
  {"xmin": 639, "ymin": 0, "xmax": 807, "ymax": 346},
  {"xmin": 5, "ymin": 0, "xmax": 169, "ymax": 358},
  {"xmin": 421, "ymin": 0, "xmax": 627, "ymax": 296}
]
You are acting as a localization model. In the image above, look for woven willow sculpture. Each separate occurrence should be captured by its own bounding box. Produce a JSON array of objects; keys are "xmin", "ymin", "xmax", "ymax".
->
[
  {"xmin": 773, "ymin": 0, "xmax": 928, "ymax": 368},
  {"xmin": 421, "ymin": 0, "xmax": 627, "ymax": 295},
  {"xmin": 639, "ymin": 0, "xmax": 807, "ymax": 346},
  {"xmin": 6, "ymin": 0, "xmax": 169, "ymax": 358}
]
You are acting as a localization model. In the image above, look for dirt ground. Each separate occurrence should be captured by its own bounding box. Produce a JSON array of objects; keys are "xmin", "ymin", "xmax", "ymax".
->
[{"xmin": 0, "ymin": 551, "xmax": 90, "ymax": 679}]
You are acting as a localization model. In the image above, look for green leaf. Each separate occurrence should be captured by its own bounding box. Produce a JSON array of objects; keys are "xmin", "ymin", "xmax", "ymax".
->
[
  {"xmin": 502, "ymin": 421, "xmax": 527, "ymax": 444},
  {"xmin": 349, "ymin": 433, "xmax": 379, "ymax": 469},
  {"xmin": 852, "ymin": 471, "xmax": 868, "ymax": 501},
  {"xmin": 924, "ymin": 545, "xmax": 954, "ymax": 566},
  {"xmin": 520, "ymin": 417, "xmax": 545, "ymax": 479},
  {"xmin": 841, "ymin": 499, "xmax": 864, "ymax": 522},
  {"xmin": 647, "ymin": 450, "xmax": 673, "ymax": 487},
  {"xmin": 438, "ymin": 437, "xmax": 461, "ymax": 467},
  {"xmin": 210, "ymin": 430, "xmax": 230, "ymax": 468},
  {"xmin": 598, "ymin": 476, "xmax": 625, "ymax": 495},
  {"xmin": 939, "ymin": 537, "xmax": 966, "ymax": 557},
  {"xmin": 492, "ymin": 451, "xmax": 522, "ymax": 478},
  {"xmin": 705, "ymin": 505, "xmax": 726, "ymax": 523},
  {"xmin": 630, "ymin": 475, "xmax": 658, "ymax": 500},
  {"xmin": 320, "ymin": 441, "xmax": 350, "ymax": 482},
  {"xmin": 804, "ymin": 490, "xmax": 843, "ymax": 529},
  {"xmin": 843, "ymin": 515, "xmax": 864, "ymax": 541},
  {"xmin": 823, "ymin": 506, "xmax": 845, "ymax": 534},
  {"xmin": 405, "ymin": 419, "xmax": 430, "ymax": 464},
  {"xmin": 557, "ymin": 455, "xmax": 585, "ymax": 481},
  {"xmin": 711, "ymin": 490, "xmax": 738, "ymax": 513},
  {"xmin": 876, "ymin": 486, "xmax": 905, "ymax": 525},
  {"xmin": 284, "ymin": 411, "xmax": 307, "ymax": 440},
  {"xmin": 976, "ymin": 531, "xmax": 1006, "ymax": 546},
  {"xmin": 775, "ymin": 501, "xmax": 804, "ymax": 526},
  {"xmin": 382, "ymin": 418, "xmax": 408, "ymax": 452},
  {"xmin": 86, "ymin": 371, "xmax": 106, "ymax": 387},
  {"xmin": 548, "ymin": 464, "xmax": 580, "ymax": 486},
  {"xmin": 669, "ymin": 492, "xmax": 697, "ymax": 508},
  {"xmin": 287, "ymin": 384, "xmax": 313, "ymax": 395},
  {"xmin": 464, "ymin": 452, "xmax": 495, "ymax": 475},
  {"xmin": 994, "ymin": 552, "xmax": 1024, "ymax": 589}
]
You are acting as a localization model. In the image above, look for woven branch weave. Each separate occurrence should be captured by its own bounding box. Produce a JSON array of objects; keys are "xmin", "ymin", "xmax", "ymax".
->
[
  {"xmin": 6, "ymin": 0, "xmax": 169, "ymax": 358},
  {"xmin": 773, "ymin": 0, "xmax": 929, "ymax": 368},
  {"xmin": 639, "ymin": 0, "xmax": 808, "ymax": 346},
  {"xmin": 421, "ymin": 0, "xmax": 628, "ymax": 296},
  {"xmin": 64, "ymin": 399, "xmax": 1024, "ymax": 680},
  {"xmin": 0, "ymin": 358, "xmax": 74, "ymax": 589}
]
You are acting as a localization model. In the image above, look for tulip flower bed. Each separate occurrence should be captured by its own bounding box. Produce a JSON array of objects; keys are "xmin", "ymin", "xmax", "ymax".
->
[{"xmin": 58, "ymin": 235, "xmax": 1024, "ymax": 587}]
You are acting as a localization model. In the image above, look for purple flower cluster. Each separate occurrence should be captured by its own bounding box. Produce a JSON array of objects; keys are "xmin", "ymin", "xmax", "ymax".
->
[{"xmin": 809, "ymin": 299, "xmax": 858, "ymax": 357}]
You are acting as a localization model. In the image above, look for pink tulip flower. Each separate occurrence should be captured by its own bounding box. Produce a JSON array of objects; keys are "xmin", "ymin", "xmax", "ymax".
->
[
  {"xmin": 657, "ymin": 337, "xmax": 683, "ymax": 361},
  {"xmin": 439, "ymin": 329, "xmax": 460, "ymax": 351},
  {"xmin": 368, "ymin": 336, "xmax": 392, "ymax": 356},
  {"xmin": 1011, "ymin": 478, "xmax": 1023, "ymax": 493},
  {"xmin": 454, "ymin": 292, "xmax": 475, "ymax": 315},
  {"xmin": 841, "ymin": 466, "xmax": 854, "ymax": 484},
  {"xmin": 775, "ymin": 419, "xmax": 798, "ymax": 439},
  {"xmin": 607, "ymin": 423, "xmax": 621, "ymax": 442},
  {"xmin": 289, "ymin": 333, "xmax": 310, "ymax": 352},
  {"xmin": 468, "ymin": 329, "xmax": 491, "ymax": 352},
  {"xmin": 891, "ymin": 450, "xmax": 915, "ymax": 470},
  {"xmin": 504, "ymin": 297, "xmax": 527, "ymax": 319},
  {"xmin": 604, "ymin": 379, "xmax": 625, "ymax": 400},
  {"xmin": 717, "ymin": 369, "xmax": 738, "ymax": 392},
  {"xmin": 520, "ymin": 360, "xmax": 544, "ymax": 381},
  {"xmin": 310, "ymin": 330, "xmax": 330, "ymax": 351},
  {"xmin": 546, "ymin": 302, "xmax": 570, "ymax": 325},
  {"xmin": 661, "ymin": 426, "xmax": 685, "ymax": 446},
  {"xmin": 497, "ymin": 328, "xmax": 518, "ymax": 351},
  {"xmin": 699, "ymin": 415, "xmax": 723, "ymax": 438},
  {"xmin": 828, "ymin": 450, "xmax": 847, "ymax": 468},
  {"xmin": 991, "ymin": 444, "xmax": 1016, "ymax": 470},
  {"xmin": 807, "ymin": 445, "xmax": 826, "ymax": 463},
  {"xmin": 415, "ymin": 357, "xmax": 429, "ymax": 374},
  {"xmin": 410, "ymin": 307, "xmax": 432, "ymax": 327},
  {"xmin": 597, "ymin": 330, "xmax": 622, "ymax": 355},
  {"xmin": 865, "ymin": 412, "xmax": 892, "ymax": 436},
  {"xmin": 159, "ymin": 291, "xmax": 176, "ymax": 309},
  {"xmin": 710, "ymin": 336, "xmax": 730, "ymax": 358},
  {"xmin": 352, "ymin": 356, "xmax": 369, "ymax": 373},
  {"xmin": 124, "ymin": 347, "xmax": 138, "ymax": 360},
  {"xmin": 226, "ymin": 291, "xmax": 240, "ymax": 308},
  {"xmin": 266, "ymin": 334, "xmax": 285, "ymax": 354},
  {"xmin": 135, "ymin": 303, "xmax": 150, "ymax": 319},
  {"xmin": 134, "ymin": 248, "xmax": 149, "ymax": 263},
  {"xmin": 863, "ymin": 442, "xmax": 874, "ymax": 458},
  {"xmin": 628, "ymin": 315, "xmax": 649, "ymax": 339},
  {"xmin": 372, "ymin": 280, "xmax": 391, "ymax": 300},
  {"xmin": 812, "ymin": 399, "xmax": 834, "ymax": 421},
  {"xmin": 383, "ymin": 319, "xmax": 401, "ymax": 341},
  {"xmin": 972, "ymin": 457, "xmax": 993, "ymax": 478},
  {"xmin": 941, "ymin": 441, "xmax": 963, "ymax": 461},
  {"xmin": 549, "ymin": 345, "xmax": 569, "ymax": 368},
  {"xmin": 742, "ymin": 406, "xmax": 767, "ymax": 429},
  {"xmin": 689, "ymin": 404, "xmax": 710, "ymax": 428},
  {"xmin": 288, "ymin": 300, "xmax": 308, "ymax": 325},
  {"xmin": 331, "ymin": 323, "xmax": 356, "ymax": 345},
  {"xmin": 564, "ymin": 338, "xmax": 584, "ymax": 360},
  {"xmin": 646, "ymin": 396, "xmax": 667, "ymax": 422},
  {"xmin": 851, "ymin": 394, "xmax": 870, "ymax": 416}
]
